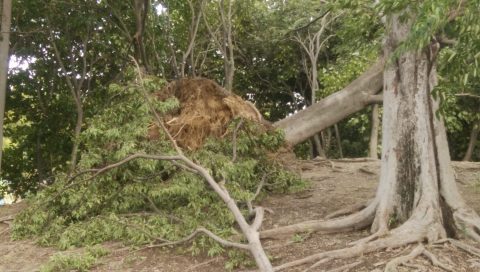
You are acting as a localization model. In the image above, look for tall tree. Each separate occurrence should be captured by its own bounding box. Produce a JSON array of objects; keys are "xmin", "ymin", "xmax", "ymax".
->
[
  {"xmin": 203, "ymin": 0, "xmax": 235, "ymax": 91},
  {"xmin": 0, "ymin": 0, "xmax": 12, "ymax": 173},
  {"xmin": 263, "ymin": 1, "xmax": 480, "ymax": 270}
]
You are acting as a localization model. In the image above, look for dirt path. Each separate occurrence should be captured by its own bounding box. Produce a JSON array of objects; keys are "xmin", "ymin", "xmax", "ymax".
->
[{"xmin": 1, "ymin": 160, "xmax": 480, "ymax": 271}]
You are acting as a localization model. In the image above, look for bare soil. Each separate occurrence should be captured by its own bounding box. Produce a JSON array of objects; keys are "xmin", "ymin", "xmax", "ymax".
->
[{"xmin": 1, "ymin": 159, "xmax": 480, "ymax": 271}]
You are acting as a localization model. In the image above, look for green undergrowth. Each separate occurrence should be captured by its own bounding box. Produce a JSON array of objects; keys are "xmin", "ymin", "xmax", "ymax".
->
[
  {"xmin": 40, "ymin": 246, "xmax": 109, "ymax": 272},
  {"xmin": 13, "ymin": 71, "xmax": 306, "ymax": 269}
]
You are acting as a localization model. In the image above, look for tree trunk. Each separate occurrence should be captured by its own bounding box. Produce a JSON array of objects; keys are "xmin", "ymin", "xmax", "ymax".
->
[
  {"xmin": 0, "ymin": 0, "xmax": 12, "ymax": 173},
  {"xmin": 462, "ymin": 120, "xmax": 480, "ymax": 161},
  {"xmin": 133, "ymin": 0, "xmax": 150, "ymax": 73},
  {"xmin": 69, "ymin": 103, "xmax": 83, "ymax": 175},
  {"xmin": 224, "ymin": 59, "xmax": 234, "ymax": 92},
  {"xmin": 334, "ymin": 124, "xmax": 343, "ymax": 158},
  {"xmin": 370, "ymin": 12, "xmax": 480, "ymax": 241},
  {"xmin": 275, "ymin": 59, "xmax": 384, "ymax": 145},
  {"xmin": 369, "ymin": 104, "xmax": 380, "ymax": 159},
  {"xmin": 312, "ymin": 134, "xmax": 325, "ymax": 158}
]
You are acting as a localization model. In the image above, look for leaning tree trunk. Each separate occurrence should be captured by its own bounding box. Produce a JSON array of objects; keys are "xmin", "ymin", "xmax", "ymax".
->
[
  {"xmin": 276, "ymin": 59, "xmax": 384, "ymax": 145},
  {"xmin": 370, "ymin": 12, "xmax": 480, "ymax": 242}
]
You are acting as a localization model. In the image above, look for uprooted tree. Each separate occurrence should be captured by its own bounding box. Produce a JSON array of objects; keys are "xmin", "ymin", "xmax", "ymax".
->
[
  {"xmin": 261, "ymin": 1, "xmax": 480, "ymax": 271},
  {"xmin": 9, "ymin": 1, "xmax": 480, "ymax": 271}
]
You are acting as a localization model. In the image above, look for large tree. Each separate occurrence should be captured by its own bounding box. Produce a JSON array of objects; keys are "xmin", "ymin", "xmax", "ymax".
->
[{"xmin": 263, "ymin": 1, "xmax": 480, "ymax": 270}]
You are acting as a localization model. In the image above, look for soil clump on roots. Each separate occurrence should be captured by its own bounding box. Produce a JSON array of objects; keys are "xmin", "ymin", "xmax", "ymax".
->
[{"xmin": 149, "ymin": 78, "xmax": 267, "ymax": 150}]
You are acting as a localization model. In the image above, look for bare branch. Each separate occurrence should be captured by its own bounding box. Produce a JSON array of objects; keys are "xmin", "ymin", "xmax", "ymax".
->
[
  {"xmin": 146, "ymin": 227, "xmax": 249, "ymax": 250},
  {"xmin": 456, "ymin": 93, "xmax": 480, "ymax": 99},
  {"xmin": 252, "ymin": 207, "xmax": 265, "ymax": 231},
  {"xmin": 289, "ymin": 9, "xmax": 331, "ymax": 33}
]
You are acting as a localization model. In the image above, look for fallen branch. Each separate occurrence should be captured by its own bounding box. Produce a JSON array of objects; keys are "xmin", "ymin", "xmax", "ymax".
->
[
  {"xmin": 145, "ymin": 227, "xmax": 249, "ymax": 250},
  {"xmin": 129, "ymin": 58, "xmax": 274, "ymax": 271}
]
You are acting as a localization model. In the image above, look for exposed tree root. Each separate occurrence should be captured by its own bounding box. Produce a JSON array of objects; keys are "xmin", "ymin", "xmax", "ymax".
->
[
  {"xmin": 435, "ymin": 238, "xmax": 480, "ymax": 258},
  {"xmin": 358, "ymin": 166, "xmax": 377, "ymax": 175},
  {"xmin": 186, "ymin": 257, "xmax": 220, "ymax": 272},
  {"xmin": 325, "ymin": 261, "xmax": 363, "ymax": 272},
  {"xmin": 261, "ymin": 201, "xmax": 377, "ymax": 239},
  {"xmin": 325, "ymin": 200, "xmax": 373, "ymax": 220},
  {"xmin": 0, "ymin": 227, "xmax": 10, "ymax": 236},
  {"xmin": 451, "ymin": 208, "xmax": 480, "ymax": 242},
  {"xmin": 384, "ymin": 244, "xmax": 453, "ymax": 272},
  {"xmin": 272, "ymin": 217, "xmax": 448, "ymax": 271},
  {"xmin": 0, "ymin": 215, "xmax": 13, "ymax": 226}
]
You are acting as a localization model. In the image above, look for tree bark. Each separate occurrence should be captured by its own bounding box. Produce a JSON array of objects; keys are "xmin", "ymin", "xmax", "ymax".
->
[
  {"xmin": 334, "ymin": 124, "xmax": 343, "ymax": 158},
  {"xmin": 275, "ymin": 59, "xmax": 384, "ymax": 145},
  {"xmin": 69, "ymin": 104, "xmax": 83, "ymax": 174},
  {"xmin": 369, "ymin": 104, "xmax": 380, "ymax": 159},
  {"xmin": 462, "ymin": 120, "xmax": 480, "ymax": 161},
  {"xmin": 312, "ymin": 134, "xmax": 325, "ymax": 158},
  {"xmin": 0, "ymin": 0, "xmax": 12, "ymax": 173},
  {"xmin": 369, "ymin": 11, "xmax": 480, "ymax": 241},
  {"xmin": 133, "ymin": 0, "xmax": 150, "ymax": 73}
]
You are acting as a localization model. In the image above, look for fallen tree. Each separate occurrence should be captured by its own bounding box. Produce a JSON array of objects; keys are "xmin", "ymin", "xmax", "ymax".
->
[
  {"xmin": 275, "ymin": 59, "xmax": 384, "ymax": 145},
  {"xmin": 13, "ymin": 66, "xmax": 304, "ymax": 271}
]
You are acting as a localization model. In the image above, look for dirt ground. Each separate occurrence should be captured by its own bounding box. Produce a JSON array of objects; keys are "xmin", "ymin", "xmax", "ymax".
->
[{"xmin": 1, "ymin": 159, "xmax": 480, "ymax": 272}]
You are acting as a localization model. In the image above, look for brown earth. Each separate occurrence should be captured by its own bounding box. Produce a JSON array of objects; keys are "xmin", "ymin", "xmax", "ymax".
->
[{"xmin": 1, "ymin": 159, "xmax": 480, "ymax": 272}]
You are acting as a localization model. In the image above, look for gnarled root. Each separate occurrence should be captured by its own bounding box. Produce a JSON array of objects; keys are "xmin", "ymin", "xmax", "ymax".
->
[
  {"xmin": 452, "ymin": 207, "xmax": 480, "ymax": 242},
  {"xmin": 385, "ymin": 244, "xmax": 454, "ymax": 272},
  {"xmin": 273, "ymin": 218, "xmax": 446, "ymax": 271},
  {"xmin": 261, "ymin": 201, "xmax": 377, "ymax": 239}
]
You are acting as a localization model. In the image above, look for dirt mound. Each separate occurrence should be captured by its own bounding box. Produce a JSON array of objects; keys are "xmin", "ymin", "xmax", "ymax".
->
[{"xmin": 150, "ymin": 78, "xmax": 267, "ymax": 150}]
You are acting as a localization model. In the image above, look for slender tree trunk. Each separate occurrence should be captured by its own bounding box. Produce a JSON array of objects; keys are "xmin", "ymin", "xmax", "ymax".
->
[
  {"xmin": 35, "ymin": 134, "xmax": 46, "ymax": 183},
  {"xmin": 0, "ymin": 0, "xmax": 12, "ymax": 173},
  {"xmin": 462, "ymin": 120, "xmax": 480, "ymax": 161},
  {"xmin": 133, "ymin": 0, "xmax": 150, "ymax": 73},
  {"xmin": 276, "ymin": 59, "xmax": 384, "ymax": 145},
  {"xmin": 313, "ymin": 134, "xmax": 325, "ymax": 158},
  {"xmin": 69, "ymin": 104, "xmax": 83, "ymax": 174},
  {"xmin": 334, "ymin": 124, "xmax": 343, "ymax": 158},
  {"xmin": 224, "ymin": 59, "xmax": 234, "ymax": 91},
  {"xmin": 369, "ymin": 104, "xmax": 380, "ymax": 159}
]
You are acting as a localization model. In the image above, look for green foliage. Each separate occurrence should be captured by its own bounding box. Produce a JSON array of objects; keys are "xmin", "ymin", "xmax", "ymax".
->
[
  {"xmin": 13, "ymin": 75, "xmax": 305, "ymax": 269},
  {"xmin": 225, "ymin": 249, "xmax": 255, "ymax": 271},
  {"xmin": 40, "ymin": 246, "xmax": 109, "ymax": 272}
]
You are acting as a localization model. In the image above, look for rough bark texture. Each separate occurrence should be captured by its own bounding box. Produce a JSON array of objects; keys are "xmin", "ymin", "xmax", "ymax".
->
[
  {"xmin": 370, "ymin": 11, "xmax": 480, "ymax": 241},
  {"xmin": 275, "ymin": 59, "xmax": 384, "ymax": 145},
  {"xmin": 369, "ymin": 104, "xmax": 380, "ymax": 159},
  {"xmin": 133, "ymin": 0, "xmax": 150, "ymax": 72}
]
